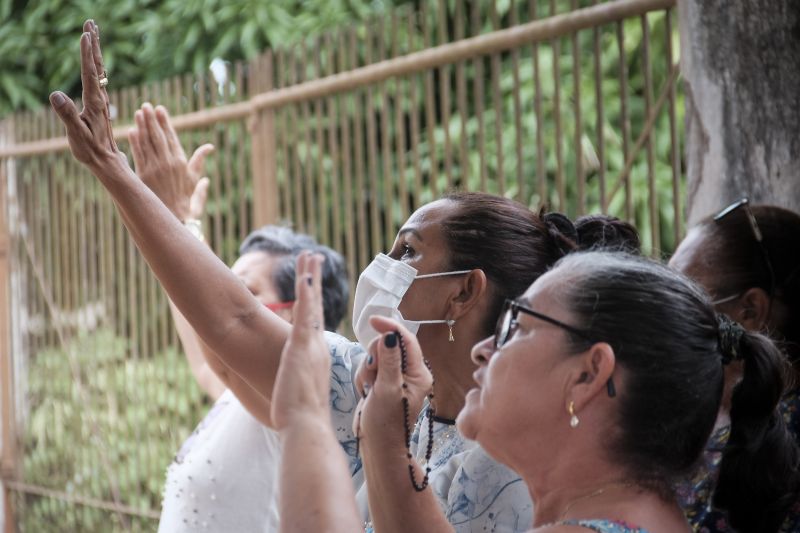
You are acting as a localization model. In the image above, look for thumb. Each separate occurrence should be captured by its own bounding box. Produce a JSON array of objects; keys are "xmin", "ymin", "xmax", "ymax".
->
[
  {"xmin": 187, "ymin": 143, "xmax": 215, "ymax": 176},
  {"xmin": 189, "ymin": 177, "xmax": 210, "ymax": 219},
  {"xmin": 369, "ymin": 316, "xmax": 425, "ymax": 373},
  {"xmin": 373, "ymin": 330, "xmax": 405, "ymax": 390}
]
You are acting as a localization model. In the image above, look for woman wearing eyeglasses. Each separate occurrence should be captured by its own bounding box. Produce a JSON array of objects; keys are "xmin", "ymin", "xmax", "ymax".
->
[
  {"xmin": 274, "ymin": 251, "xmax": 796, "ymax": 533},
  {"xmin": 49, "ymin": 23, "xmax": 642, "ymax": 532},
  {"xmin": 669, "ymin": 200, "xmax": 800, "ymax": 532}
]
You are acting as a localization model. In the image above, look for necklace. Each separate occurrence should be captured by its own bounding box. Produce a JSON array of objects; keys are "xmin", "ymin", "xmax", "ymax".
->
[
  {"xmin": 558, "ymin": 482, "xmax": 634, "ymax": 521},
  {"xmin": 353, "ymin": 331, "xmax": 436, "ymax": 492},
  {"xmin": 399, "ymin": 331, "xmax": 437, "ymax": 491}
]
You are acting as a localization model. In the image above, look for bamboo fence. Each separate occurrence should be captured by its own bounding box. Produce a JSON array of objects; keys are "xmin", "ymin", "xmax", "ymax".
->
[{"xmin": 0, "ymin": 0, "xmax": 682, "ymax": 529}]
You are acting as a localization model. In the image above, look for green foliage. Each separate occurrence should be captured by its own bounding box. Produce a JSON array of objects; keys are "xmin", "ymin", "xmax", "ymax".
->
[
  {"xmin": 0, "ymin": 0, "xmax": 399, "ymax": 117},
  {"xmin": 272, "ymin": 5, "xmax": 684, "ymax": 259},
  {"xmin": 19, "ymin": 329, "xmax": 209, "ymax": 531}
]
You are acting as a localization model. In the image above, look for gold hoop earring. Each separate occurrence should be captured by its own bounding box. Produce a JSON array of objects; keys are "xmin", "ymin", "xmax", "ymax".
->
[
  {"xmin": 447, "ymin": 319, "xmax": 455, "ymax": 342},
  {"xmin": 568, "ymin": 401, "xmax": 579, "ymax": 428}
]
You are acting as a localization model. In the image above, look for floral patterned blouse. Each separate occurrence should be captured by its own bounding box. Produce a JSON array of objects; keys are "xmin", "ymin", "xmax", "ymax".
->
[
  {"xmin": 560, "ymin": 519, "xmax": 649, "ymax": 533},
  {"xmin": 353, "ymin": 398, "xmax": 534, "ymax": 532},
  {"xmin": 677, "ymin": 387, "xmax": 800, "ymax": 532}
]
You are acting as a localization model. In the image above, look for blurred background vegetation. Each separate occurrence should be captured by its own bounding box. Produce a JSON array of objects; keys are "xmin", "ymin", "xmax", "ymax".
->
[{"xmin": 0, "ymin": 0, "xmax": 403, "ymax": 117}]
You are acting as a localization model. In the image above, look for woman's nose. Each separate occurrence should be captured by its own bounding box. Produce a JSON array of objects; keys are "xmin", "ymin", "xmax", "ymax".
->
[{"xmin": 470, "ymin": 335, "xmax": 496, "ymax": 366}]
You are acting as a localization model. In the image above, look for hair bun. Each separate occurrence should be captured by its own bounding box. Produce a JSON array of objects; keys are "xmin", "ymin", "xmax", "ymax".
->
[
  {"xmin": 717, "ymin": 314, "xmax": 746, "ymax": 364},
  {"xmin": 574, "ymin": 215, "xmax": 641, "ymax": 253},
  {"xmin": 542, "ymin": 212, "xmax": 578, "ymax": 256}
]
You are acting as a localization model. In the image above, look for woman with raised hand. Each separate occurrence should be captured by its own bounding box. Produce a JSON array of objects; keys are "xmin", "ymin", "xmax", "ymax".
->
[
  {"xmin": 276, "ymin": 251, "xmax": 797, "ymax": 533},
  {"xmin": 50, "ymin": 22, "xmax": 638, "ymax": 532},
  {"xmin": 669, "ymin": 199, "xmax": 800, "ymax": 532}
]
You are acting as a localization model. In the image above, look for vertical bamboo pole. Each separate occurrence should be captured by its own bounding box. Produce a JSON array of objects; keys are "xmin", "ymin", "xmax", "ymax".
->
[
  {"xmin": 312, "ymin": 41, "xmax": 326, "ymax": 240},
  {"xmin": 422, "ymin": 11, "xmax": 440, "ymax": 195},
  {"xmin": 365, "ymin": 22, "xmax": 382, "ymax": 257},
  {"xmin": 350, "ymin": 28, "xmax": 369, "ymax": 271},
  {"xmin": 490, "ymin": 1, "xmax": 505, "ymax": 196},
  {"xmin": 326, "ymin": 34, "xmax": 343, "ymax": 253},
  {"xmin": 531, "ymin": 0, "xmax": 547, "ymax": 206},
  {"xmin": 642, "ymin": 14, "xmax": 659, "ymax": 254},
  {"xmin": 298, "ymin": 51, "xmax": 315, "ymax": 233},
  {"xmin": 572, "ymin": 0, "xmax": 584, "ymax": 216},
  {"xmin": 472, "ymin": 1, "xmax": 488, "ymax": 192},
  {"xmin": 437, "ymin": 0, "xmax": 453, "ymax": 192},
  {"xmin": 251, "ymin": 52, "xmax": 278, "ymax": 227},
  {"xmin": 665, "ymin": 8, "xmax": 681, "ymax": 245},
  {"xmin": 337, "ymin": 32, "xmax": 357, "ymax": 321},
  {"xmin": 593, "ymin": 0, "xmax": 607, "ymax": 211},
  {"xmin": 454, "ymin": 2, "xmax": 469, "ymax": 189},
  {"xmin": 617, "ymin": 21, "xmax": 633, "ymax": 221},
  {"xmin": 0, "ymin": 120, "xmax": 17, "ymax": 533},
  {"xmin": 551, "ymin": 0, "xmax": 565, "ymax": 211},
  {"xmin": 510, "ymin": 5, "xmax": 524, "ymax": 202}
]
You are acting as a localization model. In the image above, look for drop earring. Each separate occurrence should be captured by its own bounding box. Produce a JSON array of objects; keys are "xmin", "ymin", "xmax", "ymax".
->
[
  {"xmin": 568, "ymin": 401, "xmax": 579, "ymax": 428},
  {"xmin": 447, "ymin": 319, "xmax": 455, "ymax": 342}
]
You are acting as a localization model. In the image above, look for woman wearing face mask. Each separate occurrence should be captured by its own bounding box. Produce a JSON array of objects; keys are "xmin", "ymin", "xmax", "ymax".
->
[
  {"xmin": 272, "ymin": 251, "xmax": 798, "ymax": 533},
  {"xmin": 669, "ymin": 199, "xmax": 800, "ymax": 532},
  {"xmin": 49, "ymin": 24, "xmax": 639, "ymax": 531}
]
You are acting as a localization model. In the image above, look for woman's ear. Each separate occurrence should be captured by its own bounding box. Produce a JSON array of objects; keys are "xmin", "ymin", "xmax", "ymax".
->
[
  {"xmin": 569, "ymin": 342, "xmax": 616, "ymax": 412},
  {"xmin": 449, "ymin": 269, "xmax": 488, "ymax": 320},
  {"xmin": 736, "ymin": 287, "xmax": 771, "ymax": 332}
]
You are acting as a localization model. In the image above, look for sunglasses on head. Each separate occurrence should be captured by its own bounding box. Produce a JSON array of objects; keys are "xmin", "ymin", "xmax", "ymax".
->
[
  {"xmin": 494, "ymin": 299, "xmax": 616, "ymax": 397},
  {"xmin": 712, "ymin": 198, "xmax": 776, "ymax": 303}
]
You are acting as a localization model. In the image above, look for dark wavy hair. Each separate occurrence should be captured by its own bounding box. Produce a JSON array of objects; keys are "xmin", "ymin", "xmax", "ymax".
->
[
  {"xmin": 693, "ymin": 204, "xmax": 800, "ymax": 365},
  {"xmin": 438, "ymin": 192, "xmax": 640, "ymax": 335},
  {"xmin": 553, "ymin": 252, "xmax": 799, "ymax": 532},
  {"xmin": 239, "ymin": 225, "xmax": 349, "ymax": 331}
]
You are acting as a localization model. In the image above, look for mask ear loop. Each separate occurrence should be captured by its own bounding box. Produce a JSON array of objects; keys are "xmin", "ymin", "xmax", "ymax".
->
[{"xmin": 414, "ymin": 269, "xmax": 472, "ymax": 280}]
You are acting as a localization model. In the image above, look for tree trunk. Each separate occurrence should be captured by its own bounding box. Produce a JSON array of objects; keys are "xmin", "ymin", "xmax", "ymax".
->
[{"xmin": 679, "ymin": 0, "xmax": 800, "ymax": 225}]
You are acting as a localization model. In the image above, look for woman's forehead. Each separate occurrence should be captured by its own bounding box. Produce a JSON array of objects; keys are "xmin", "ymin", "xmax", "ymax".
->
[
  {"xmin": 669, "ymin": 226, "xmax": 717, "ymax": 289},
  {"xmin": 521, "ymin": 270, "xmax": 561, "ymax": 308},
  {"xmin": 405, "ymin": 199, "xmax": 457, "ymax": 227}
]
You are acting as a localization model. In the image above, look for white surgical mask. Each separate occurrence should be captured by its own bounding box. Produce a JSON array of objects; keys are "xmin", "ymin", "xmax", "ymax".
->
[{"xmin": 351, "ymin": 253, "xmax": 471, "ymax": 346}]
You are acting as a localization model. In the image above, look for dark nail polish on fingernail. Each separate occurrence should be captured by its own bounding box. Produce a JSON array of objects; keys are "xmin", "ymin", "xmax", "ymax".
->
[
  {"xmin": 306, "ymin": 276, "xmax": 313, "ymax": 286},
  {"xmin": 384, "ymin": 332, "xmax": 397, "ymax": 348},
  {"xmin": 367, "ymin": 355, "xmax": 373, "ymax": 365}
]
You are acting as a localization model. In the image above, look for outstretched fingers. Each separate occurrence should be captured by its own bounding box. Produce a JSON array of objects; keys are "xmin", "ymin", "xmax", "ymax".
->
[
  {"xmin": 155, "ymin": 106, "xmax": 187, "ymax": 159},
  {"xmin": 84, "ymin": 20, "xmax": 118, "ymax": 152},
  {"xmin": 141, "ymin": 103, "xmax": 170, "ymax": 156}
]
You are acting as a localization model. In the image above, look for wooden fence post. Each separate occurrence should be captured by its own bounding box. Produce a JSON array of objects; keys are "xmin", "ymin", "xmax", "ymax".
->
[
  {"xmin": 0, "ymin": 118, "xmax": 17, "ymax": 533},
  {"xmin": 250, "ymin": 51, "xmax": 279, "ymax": 227}
]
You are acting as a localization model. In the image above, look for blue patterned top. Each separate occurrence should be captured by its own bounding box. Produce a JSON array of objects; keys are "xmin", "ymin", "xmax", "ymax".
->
[
  {"xmin": 323, "ymin": 332, "xmax": 367, "ymax": 478},
  {"xmin": 560, "ymin": 519, "xmax": 649, "ymax": 533},
  {"xmin": 336, "ymin": 344, "xmax": 534, "ymax": 532}
]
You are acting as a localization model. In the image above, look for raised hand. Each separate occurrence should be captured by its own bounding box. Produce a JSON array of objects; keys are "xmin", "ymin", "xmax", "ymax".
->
[
  {"xmin": 353, "ymin": 317, "xmax": 433, "ymax": 449},
  {"xmin": 129, "ymin": 104, "xmax": 214, "ymax": 222},
  {"xmin": 271, "ymin": 253, "xmax": 332, "ymax": 430},
  {"xmin": 50, "ymin": 20, "xmax": 128, "ymax": 174}
]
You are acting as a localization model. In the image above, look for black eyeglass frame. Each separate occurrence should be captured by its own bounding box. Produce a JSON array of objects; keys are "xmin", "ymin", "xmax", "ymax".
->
[
  {"xmin": 713, "ymin": 198, "xmax": 776, "ymax": 302},
  {"xmin": 494, "ymin": 299, "xmax": 616, "ymax": 397}
]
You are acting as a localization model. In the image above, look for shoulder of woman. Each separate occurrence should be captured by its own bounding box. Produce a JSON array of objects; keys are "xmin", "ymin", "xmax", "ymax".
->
[{"xmin": 324, "ymin": 331, "xmax": 366, "ymax": 364}]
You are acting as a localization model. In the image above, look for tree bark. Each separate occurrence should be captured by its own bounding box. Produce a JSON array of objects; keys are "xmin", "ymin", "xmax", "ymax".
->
[{"xmin": 679, "ymin": 0, "xmax": 800, "ymax": 225}]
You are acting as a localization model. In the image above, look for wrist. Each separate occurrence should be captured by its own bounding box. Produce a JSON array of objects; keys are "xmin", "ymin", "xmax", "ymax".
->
[
  {"xmin": 278, "ymin": 413, "xmax": 336, "ymax": 440},
  {"xmin": 184, "ymin": 218, "xmax": 205, "ymax": 242}
]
